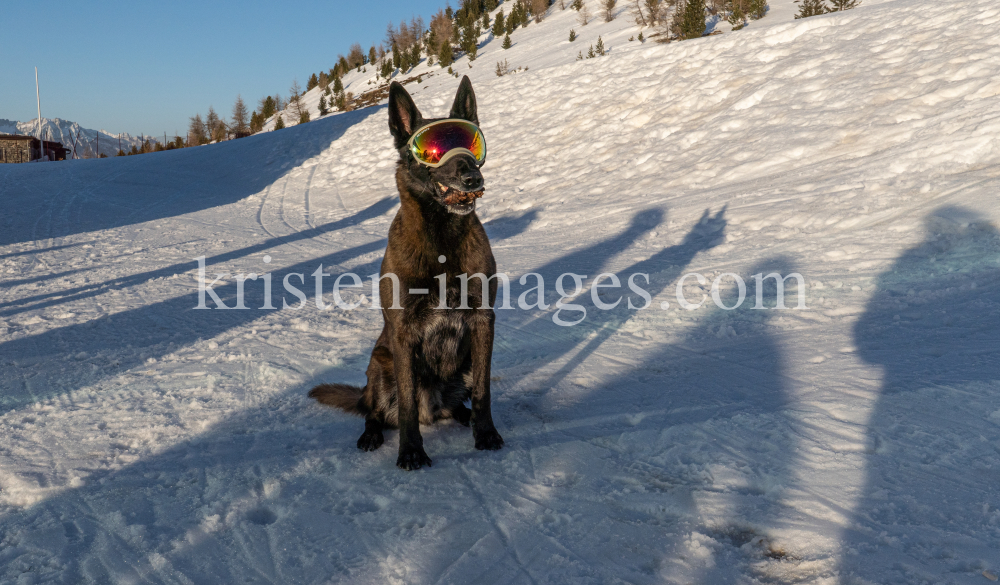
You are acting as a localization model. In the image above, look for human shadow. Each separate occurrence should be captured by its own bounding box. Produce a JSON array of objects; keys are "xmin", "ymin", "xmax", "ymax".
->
[
  {"xmin": 496, "ymin": 207, "xmax": 727, "ymax": 396},
  {"xmin": 667, "ymin": 257, "xmax": 802, "ymax": 581},
  {"xmin": 839, "ymin": 207, "xmax": 1000, "ymax": 582},
  {"xmin": 0, "ymin": 107, "xmax": 382, "ymax": 248},
  {"xmin": 482, "ymin": 209, "xmax": 538, "ymax": 243},
  {"xmin": 434, "ymin": 255, "xmax": 803, "ymax": 583}
]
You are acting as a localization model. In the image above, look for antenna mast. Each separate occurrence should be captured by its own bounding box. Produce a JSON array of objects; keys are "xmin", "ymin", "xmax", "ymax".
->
[{"xmin": 35, "ymin": 67, "xmax": 43, "ymax": 161}]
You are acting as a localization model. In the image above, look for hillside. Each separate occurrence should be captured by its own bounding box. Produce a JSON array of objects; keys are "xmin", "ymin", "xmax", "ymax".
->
[
  {"xmin": 1, "ymin": 0, "xmax": 999, "ymax": 583},
  {"xmin": 265, "ymin": 0, "xmax": 823, "ymax": 131}
]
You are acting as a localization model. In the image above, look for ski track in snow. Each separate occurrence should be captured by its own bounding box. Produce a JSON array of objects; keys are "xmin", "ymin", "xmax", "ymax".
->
[{"xmin": 2, "ymin": 0, "xmax": 1000, "ymax": 583}]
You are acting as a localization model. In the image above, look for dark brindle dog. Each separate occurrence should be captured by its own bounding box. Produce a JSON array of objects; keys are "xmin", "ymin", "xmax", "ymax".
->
[{"xmin": 309, "ymin": 76, "xmax": 504, "ymax": 470}]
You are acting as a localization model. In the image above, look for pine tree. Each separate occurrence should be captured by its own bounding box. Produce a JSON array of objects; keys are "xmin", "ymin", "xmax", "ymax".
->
[
  {"xmin": 289, "ymin": 79, "xmax": 306, "ymax": 125},
  {"xmin": 679, "ymin": 0, "xmax": 707, "ymax": 39},
  {"xmin": 461, "ymin": 22, "xmax": 478, "ymax": 60},
  {"xmin": 602, "ymin": 0, "xmax": 618, "ymax": 21},
  {"xmin": 794, "ymin": 0, "xmax": 825, "ymax": 17},
  {"xmin": 571, "ymin": 0, "xmax": 583, "ymax": 10},
  {"xmin": 231, "ymin": 94, "xmax": 249, "ymax": 137},
  {"xmin": 638, "ymin": 30, "xmax": 645, "ymax": 41},
  {"xmin": 188, "ymin": 113, "xmax": 207, "ymax": 146},
  {"xmin": 319, "ymin": 95, "xmax": 329, "ymax": 116},
  {"xmin": 274, "ymin": 115, "xmax": 285, "ymax": 130},
  {"xmin": 307, "ymin": 73, "xmax": 319, "ymax": 91},
  {"xmin": 728, "ymin": 0, "xmax": 746, "ymax": 28},
  {"xmin": 502, "ymin": 32, "xmax": 512, "ymax": 49},
  {"xmin": 827, "ymin": 0, "xmax": 858, "ymax": 10},
  {"xmin": 369, "ymin": 45, "xmax": 378, "ymax": 65},
  {"xmin": 577, "ymin": 50, "xmax": 584, "ymax": 60},
  {"xmin": 521, "ymin": 2, "xmax": 531, "ymax": 26},
  {"xmin": 645, "ymin": 0, "xmax": 662, "ymax": 24},
  {"xmin": 482, "ymin": 11, "xmax": 490, "ymax": 29},
  {"xmin": 262, "ymin": 96, "xmax": 276, "ymax": 120},
  {"xmin": 333, "ymin": 76, "xmax": 343, "ymax": 94},
  {"xmin": 493, "ymin": 9, "xmax": 505, "ymax": 36},
  {"xmin": 439, "ymin": 40, "xmax": 454, "ymax": 66},
  {"xmin": 299, "ymin": 111, "xmax": 310, "ymax": 124},
  {"xmin": 569, "ymin": 28, "xmax": 577, "ymax": 41},
  {"xmin": 587, "ymin": 44, "xmax": 595, "ymax": 58},
  {"xmin": 748, "ymin": 0, "xmax": 768, "ymax": 19},
  {"xmin": 205, "ymin": 107, "xmax": 221, "ymax": 141},
  {"xmin": 596, "ymin": 35, "xmax": 605, "ymax": 55}
]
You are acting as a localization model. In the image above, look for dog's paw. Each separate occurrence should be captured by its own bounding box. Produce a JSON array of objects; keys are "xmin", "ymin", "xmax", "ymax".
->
[
  {"xmin": 396, "ymin": 446, "xmax": 432, "ymax": 470},
  {"xmin": 357, "ymin": 430, "xmax": 384, "ymax": 452},
  {"xmin": 474, "ymin": 428, "xmax": 504, "ymax": 451}
]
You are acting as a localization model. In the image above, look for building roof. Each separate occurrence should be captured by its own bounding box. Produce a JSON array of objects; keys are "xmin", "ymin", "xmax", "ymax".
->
[{"xmin": 0, "ymin": 134, "xmax": 34, "ymax": 141}]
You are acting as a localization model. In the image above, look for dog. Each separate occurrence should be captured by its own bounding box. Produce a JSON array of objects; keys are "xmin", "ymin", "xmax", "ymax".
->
[{"xmin": 309, "ymin": 76, "xmax": 504, "ymax": 470}]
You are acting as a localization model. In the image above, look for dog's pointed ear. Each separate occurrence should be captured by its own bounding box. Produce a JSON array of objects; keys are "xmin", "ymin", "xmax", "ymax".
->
[
  {"xmin": 449, "ymin": 76, "xmax": 479, "ymax": 125},
  {"xmin": 388, "ymin": 81, "xmax": 422, "ymax": 149}
]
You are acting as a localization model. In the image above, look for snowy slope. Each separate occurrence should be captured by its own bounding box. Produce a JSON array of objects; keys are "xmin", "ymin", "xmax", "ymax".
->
[
  {"xmin": 2, "ymin": 0, "xmax": 1000, "ymax": 583},
  {"xmin": 2, "ymin": 117, "xmax": 153, "ymax": 158},
  {"xmin": 265, "ymin": 0, "xmax": 823, "ymax": 132}
]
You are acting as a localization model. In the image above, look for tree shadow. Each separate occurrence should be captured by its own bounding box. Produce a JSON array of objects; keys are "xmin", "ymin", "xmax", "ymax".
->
[
  {"xmin": 0, "ymin": 107, "xmax": 383, "ymax": 248},
  {"xmin": 839, "ymin": 207, "xmax": 1000, "ymax": 582}
]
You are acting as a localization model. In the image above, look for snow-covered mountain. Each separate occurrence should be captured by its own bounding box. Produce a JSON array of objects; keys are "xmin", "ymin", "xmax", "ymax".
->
[
  {"xmin": 0, "ymin": 117, "xmax": 152, "ymax": 158},
  {"xmin": 1, "ymin": 0, "xmax": 999, "ymax": 583}
]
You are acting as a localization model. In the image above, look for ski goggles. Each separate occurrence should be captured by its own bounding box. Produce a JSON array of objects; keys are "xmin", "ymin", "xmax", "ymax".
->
[{"xmin": 406, "ymin": 119, "xmax": 487, "ymax": 167}]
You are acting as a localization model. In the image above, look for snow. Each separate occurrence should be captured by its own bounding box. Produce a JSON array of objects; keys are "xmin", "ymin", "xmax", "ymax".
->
[{"xmin": 2, "ymin": 0, "xmax": 1000, "ymax": 583}]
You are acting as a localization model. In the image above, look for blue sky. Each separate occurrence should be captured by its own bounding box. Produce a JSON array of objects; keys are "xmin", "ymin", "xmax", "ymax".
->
[{"xmin": 1, "ymin": 0, "xmax": 448, "ymax": 137}]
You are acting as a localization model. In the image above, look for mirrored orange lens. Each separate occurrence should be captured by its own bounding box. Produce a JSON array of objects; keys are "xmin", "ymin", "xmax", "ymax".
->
[{"xmin": 410, "ymin": 121, "xmax": 485, "ymax": 165}]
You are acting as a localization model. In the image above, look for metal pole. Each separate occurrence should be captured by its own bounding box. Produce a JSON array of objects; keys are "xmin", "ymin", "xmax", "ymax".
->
[{"xmin": 35, "ymin": 67, "xmax": 43, "ymax": 161}]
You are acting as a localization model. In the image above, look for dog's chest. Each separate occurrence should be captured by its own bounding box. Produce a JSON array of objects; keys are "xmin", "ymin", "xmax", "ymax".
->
[{"xmin": 412, "ymin": 308, "xmax": 470, "ymax": 380}]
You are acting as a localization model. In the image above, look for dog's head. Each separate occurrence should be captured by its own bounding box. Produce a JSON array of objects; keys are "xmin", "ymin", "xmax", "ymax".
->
[{"xmin": 388, "ymin": 76, "xmax": 484, "ymax": 216}]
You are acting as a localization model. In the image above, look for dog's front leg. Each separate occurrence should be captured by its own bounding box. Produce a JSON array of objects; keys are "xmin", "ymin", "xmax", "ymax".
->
[
  {"xmin": 470, "ymin": 309, "xmax": 504, "ymax": 450},
  {"xmin": 391, "ymin": 336, "xmax": 433, "ymax": 470}
]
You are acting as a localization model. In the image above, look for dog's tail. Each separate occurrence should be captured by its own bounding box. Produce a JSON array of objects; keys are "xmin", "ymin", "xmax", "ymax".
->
[{"xmin": 308, "ymin": 384, "xmax": 368, "ymax": 416}]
